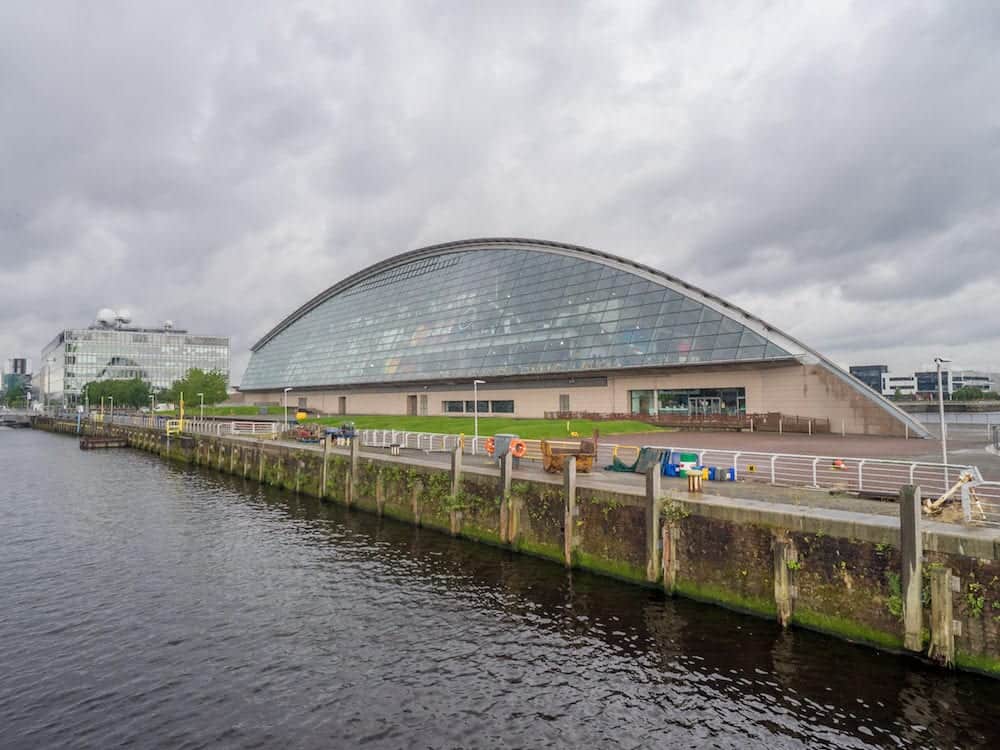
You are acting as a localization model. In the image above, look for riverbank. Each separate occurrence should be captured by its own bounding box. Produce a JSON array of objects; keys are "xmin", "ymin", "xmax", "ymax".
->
[{"xmin": 31, "ymin": 416, "xmax": 1000, "ymax": 678}]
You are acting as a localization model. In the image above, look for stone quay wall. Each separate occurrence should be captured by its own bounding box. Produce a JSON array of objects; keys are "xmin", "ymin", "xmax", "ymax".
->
[{"xmin": 33, "ymin": 417, "xmax": 1000, "ymax": 677}]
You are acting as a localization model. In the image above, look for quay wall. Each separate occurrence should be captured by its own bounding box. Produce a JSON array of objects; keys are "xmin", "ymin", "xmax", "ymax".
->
[{"xmin": 33, "ymin": 417, "xmax": 1000, "ymax": 677}]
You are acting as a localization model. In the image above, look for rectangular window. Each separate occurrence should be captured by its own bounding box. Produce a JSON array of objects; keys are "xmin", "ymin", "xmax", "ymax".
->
[
  {"xmin": 443, "ymin": 400, "xmax": 464, "ymax": 413},
  {"xmin": 490, "ymin": 400, "xmax": 514, "ymax": 413},
  {"xmin": 559, "ymin": 393, "xmax": 570, "ymax": 412},
  {"xmin": 464, "ymin": 400, "xmax": 489, "ymax": 413}
]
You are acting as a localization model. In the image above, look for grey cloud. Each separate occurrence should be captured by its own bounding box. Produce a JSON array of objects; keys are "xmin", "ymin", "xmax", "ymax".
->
[{"xmin": 2, "ymin": 1, "xmax": 999, "ymax": 382}]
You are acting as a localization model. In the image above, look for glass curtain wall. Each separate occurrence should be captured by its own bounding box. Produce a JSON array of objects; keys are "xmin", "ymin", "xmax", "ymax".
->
[{"xmin": 243, "ymin": 248, "xmax": 791, "ymax": 390}]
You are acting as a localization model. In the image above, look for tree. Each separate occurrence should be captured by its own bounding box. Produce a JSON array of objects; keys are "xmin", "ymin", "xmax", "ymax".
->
[
  {"xmin": 952, "ymin": 386, "xmax": 987, "ymax": 401},
  {"xmin": 3, "ymin": 382, "xmax": 26, "ymax": 407},
  {"xmin": 83, "ymin": 378, "xmax": 152, "ymax": 409},
  {"xmin": 162, "ymin": 369, "xmax": 227, "ymax": 406}
]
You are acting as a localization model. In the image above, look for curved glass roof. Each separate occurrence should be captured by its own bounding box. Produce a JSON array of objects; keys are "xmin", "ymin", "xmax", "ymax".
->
[{"xmin": 241, "ymin": 240, "xmax": 797, "ymax": 390}]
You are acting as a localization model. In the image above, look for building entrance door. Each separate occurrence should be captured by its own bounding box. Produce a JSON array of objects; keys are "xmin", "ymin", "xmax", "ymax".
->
[
  {"xmin": 689, "ymin": 397, "xmax": 722, "ymax": 416},
  {"xmin": 338, "ymin": 396, "xmax": 346, "ymax": 415},
  {"xmin": 407, "ymin": 395, "xmax": 418, "ymax": 415}
]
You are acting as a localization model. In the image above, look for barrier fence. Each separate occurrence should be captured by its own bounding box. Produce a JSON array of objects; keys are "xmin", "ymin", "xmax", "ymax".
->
[
  {"xmin": 356, "ymin": 428, "xmax": 981, "ymax": 502},
  {"xmin": 963, "ymin": 481, "xmax": 1000, "ymax": 526},
  {"xmin": 66, "ymin": 415, "xmax": 997, "ymax": 526}
]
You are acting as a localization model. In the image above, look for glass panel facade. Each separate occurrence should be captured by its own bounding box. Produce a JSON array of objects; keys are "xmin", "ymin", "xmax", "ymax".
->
[
  {"xmin": 242, "ymin": 248, "xmax": 792, "ymax": 389},
  {"xmin": 41, "ymin": 328, "xmax": 230, "ymax": 404}
]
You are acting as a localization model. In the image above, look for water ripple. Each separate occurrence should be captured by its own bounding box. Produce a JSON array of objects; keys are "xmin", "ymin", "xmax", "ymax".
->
[{"xmin": 2, "ymin": 429, "xmax": 1000, "ymax": 749}]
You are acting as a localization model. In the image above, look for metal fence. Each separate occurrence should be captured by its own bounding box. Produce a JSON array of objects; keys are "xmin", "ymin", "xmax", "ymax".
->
[
  {"xmin": 962, "ymin": 481, "xmax": 1000, "ymax": 526},
  {"xmin": 83, "ymin": 413, "xmax": 280, "ymax": 438},
  {"xmin": 356, "ymin": 428, "xmax": 981, "ymax": 500},
  {"xmin": 69, "ymin": 416, "xmax": 993, "ymax": 520}
]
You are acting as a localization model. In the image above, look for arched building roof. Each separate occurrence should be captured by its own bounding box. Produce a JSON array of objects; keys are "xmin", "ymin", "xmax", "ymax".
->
[{"xmin": 242, "ymin": 238, "xmax": 928, "ymax": 437}]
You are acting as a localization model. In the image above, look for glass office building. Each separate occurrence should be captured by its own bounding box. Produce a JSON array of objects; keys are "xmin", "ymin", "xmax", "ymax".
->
[
  {"xmin": 241, "ymin": 238, "xmax": 927, "ymax": 437},
  {"xmin": 39, "ymin": 314, "xmax": 229, "ymax": 405}
]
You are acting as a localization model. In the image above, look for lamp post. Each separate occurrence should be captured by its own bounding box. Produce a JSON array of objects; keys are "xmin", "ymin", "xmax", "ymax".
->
[
  {"xmin": 283, "ymin": 387, "xmax": 293, "ymax": 428},
  {"xmin": 935, "ymin": 357, "xmax": 951, "ymax": 468},
  {"xmin": 473, "ymin": 379, "xmax": 485, "ymax": 455},
  {"xmin": 197, "ymin": 392, "xmax": 204, "ymax": 421},
  {"xmin": 149, "ymin": 394, "xmax": 155, "ymax": 426},
  {"xmin": 109, "ymin": 395, "xmax": 113, "ymax": 424}
]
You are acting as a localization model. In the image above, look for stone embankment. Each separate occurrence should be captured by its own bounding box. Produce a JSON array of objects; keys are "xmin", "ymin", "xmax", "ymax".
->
[{"xmin": 33, "ymin": 417, "xmax": 1000, "ymax": 677}]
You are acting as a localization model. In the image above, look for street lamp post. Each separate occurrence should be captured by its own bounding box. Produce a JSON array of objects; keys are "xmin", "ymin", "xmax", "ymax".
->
[
  {"xmin": 473, "ymin": 379, "xmax": 486, "ymax": 455},
  {"xmin": 197, "ymin": 392, "xmax": 204, "ymax": 421},
  {"xmin": 935, "ymin": 357, "xmax": 951, "ymax": 468},
  {"xmin": 283, "ymin": 387, "xmax": 293, "ymax": 428},
  {"xmin": 149, "ymin": 394, "xmax": 155, "ymax": 426},
  {"xmin": 109, "ymin": 395, "xmax": 113, "ymax": 424}
]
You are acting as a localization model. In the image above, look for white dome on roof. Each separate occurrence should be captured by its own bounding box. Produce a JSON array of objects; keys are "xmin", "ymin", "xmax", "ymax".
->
[
  {"xmin": 116, "ymin": 309, "xmax": 132, "ymax": 324},
  {"xmin": 96, "ymin": 308, "xmax": 116, "ymax": 326}
]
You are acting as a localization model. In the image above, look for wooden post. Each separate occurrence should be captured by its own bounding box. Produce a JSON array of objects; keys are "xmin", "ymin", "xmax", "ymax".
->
[
  {"xmin": 320, "ymin": 436, "xmax": 330, "ymax": 500},
  {"xmin": 449, "ymin": 445, "xmax": 464, "ymax": 536},
  {"xmin": 499, "ymin": 450, "xmax": 513, "ymax": 543},
  {"xmin": 662, "ymin": 523, "xmax": 680, "ymax": 595},
  {"xmin": 349, "ymin": 437, "xmax": 359, "ymax": 505},
  {"xmin": 411, "ymin": 480, "xmax": 422, "ymax": 526},
  {"xmin": 929, "ymin": 566, "xmax": 955, "ymax": 667},
  {"xmin": 563, "ymin": 456, "xmax": 577, "ymax": 568},
  {"xmin": 450, "ymin": 444, "xmax": 463, "ymax": 497},
  {"xmin": 899, "ymin": 485, "xmax": 923, "ymax": 652},
  {"xmin": 646, "ymin": 463, "xmax": 663, "ymax": 582},
  {"xmin": 773, "ymin": 536, "xmax": 797, "ymax": 627}
]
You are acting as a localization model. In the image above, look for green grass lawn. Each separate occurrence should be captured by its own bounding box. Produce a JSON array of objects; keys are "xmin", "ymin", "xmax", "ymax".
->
[
  {"xmin": 310, "ymin": 415, "xmax": 665, "ymax": 439},
  {"xmin": 160, "ymin": 406, "xmax": 666, "ymax": 439},
  {"xmin": 161, "ymin": 405, "xmax": 285, "ymax": 417}
]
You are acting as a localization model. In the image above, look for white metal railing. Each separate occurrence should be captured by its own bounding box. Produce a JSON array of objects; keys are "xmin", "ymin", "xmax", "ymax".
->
[
  {"xmin": 962, "ymin": 481, "xmax": 1000, "ymax": 526},
  {"xmin": 78, "ymin": 417, "xmax": 984, "ymax": 501},
  {"xmin": 85, "ymin": 413, "xmax": 279, "ymax": 438},
  {"xmin": 357, "ymin": 428, "xmax": 982, "ymax": 499}
]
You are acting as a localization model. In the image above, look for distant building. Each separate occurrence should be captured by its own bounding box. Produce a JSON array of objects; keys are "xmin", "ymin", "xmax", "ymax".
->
[
  {"xmin": 38, "ymin": 309, "xmax": 230, "ymax": 406},
  {"xmin": 871, "ymin": 368, "xmax": 995, "ymax": 400},
  {"xmin": 849, "ymin": 364, "xmax": 888, "ymax": 393},
  {"xmin": 2, "ymin": 358, "xmax": 32, "ymax": 397}
]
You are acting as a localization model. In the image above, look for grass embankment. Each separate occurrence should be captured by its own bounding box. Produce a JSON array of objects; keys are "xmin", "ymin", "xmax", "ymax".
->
[
  {"xmin": 161, "ymin": 407, "xmax": 665, "ymax": 439},
  {"xmin": 166, "ymin": 405, "xmax": 286, "ymax": 416},
  {"xmin": 312, "ymin": 415, "xmax": 664, "ymax": 440}
]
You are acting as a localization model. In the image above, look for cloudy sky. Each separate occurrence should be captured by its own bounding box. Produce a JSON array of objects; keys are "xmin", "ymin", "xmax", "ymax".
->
[{"xmin": 2, "ymin": 0, "xmax": 998, "ymax": 384}]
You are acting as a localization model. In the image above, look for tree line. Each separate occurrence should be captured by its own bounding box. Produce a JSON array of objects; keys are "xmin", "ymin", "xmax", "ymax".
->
[{"xmin": 82, "ymin": 368, "xmax": 228, "ymax": 409}]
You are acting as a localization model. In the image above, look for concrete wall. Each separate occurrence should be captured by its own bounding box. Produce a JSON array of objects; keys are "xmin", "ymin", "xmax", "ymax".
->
[{"xmin": 243, "ymin": 360, "xmax": 909, "ymax": 435}]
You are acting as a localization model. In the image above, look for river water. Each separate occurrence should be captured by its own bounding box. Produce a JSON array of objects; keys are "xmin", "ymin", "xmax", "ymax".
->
[{"xmin": 3, "ymin": 429, "xmax": 1000, "ymax": 749}]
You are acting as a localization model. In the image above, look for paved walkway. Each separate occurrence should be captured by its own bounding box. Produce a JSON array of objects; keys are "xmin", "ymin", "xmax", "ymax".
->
[{"xmin": 609, "ymin": 429, "xmax": 1000, "ymax": 481}]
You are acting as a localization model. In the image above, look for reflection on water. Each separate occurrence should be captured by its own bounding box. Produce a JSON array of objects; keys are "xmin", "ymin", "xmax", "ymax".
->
[{"xmin": 2, "ymin": 429, "xmax": 999, "ymax": 749}]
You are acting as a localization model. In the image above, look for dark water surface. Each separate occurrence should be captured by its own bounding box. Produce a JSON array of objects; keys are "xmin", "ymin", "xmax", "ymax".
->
[{"xmin": 3, "ymin": 430, "xmax": 1000, "ymax": 749}]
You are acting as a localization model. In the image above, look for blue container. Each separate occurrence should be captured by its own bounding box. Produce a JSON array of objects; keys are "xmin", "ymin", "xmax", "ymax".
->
[
  {"xmin": 726, "ymin": 467, "xmax": 735, "ymax": 481},
  {"xmin": 708, "ymin": 466, "xmax": 717, "ymax": 481},
  {"xmin": 665, "ymin": 463, "xmax": 679, "ymax": 477}
]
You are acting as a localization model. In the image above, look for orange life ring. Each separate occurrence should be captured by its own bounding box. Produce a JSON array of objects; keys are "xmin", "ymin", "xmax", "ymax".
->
[
  {"xmin": 510, "ymin": 439, "xmax": 527, "ymax": 458},
  {"xmin": 485, "ymin": 437, "xmax": 496, "ymax": 455}
]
